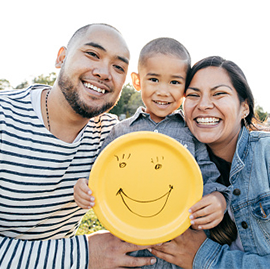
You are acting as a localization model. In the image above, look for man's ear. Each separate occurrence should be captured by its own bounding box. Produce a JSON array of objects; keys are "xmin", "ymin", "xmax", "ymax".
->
[
  {"xmin": 131, "ymin": 72, "xmax": 141, "ymax": 92},
  {"xmin": 55, "ymin": 46, "xmax": 67, "ymax": 69}
]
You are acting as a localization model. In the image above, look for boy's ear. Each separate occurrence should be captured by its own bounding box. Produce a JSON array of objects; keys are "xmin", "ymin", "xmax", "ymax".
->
[
  {"xmin": 131, "ymin": 72, "xmax": 141, "ymax": 92},
  {"xmin": 55, "ymin": 46, "xmax": 67, "ymax": 69}
]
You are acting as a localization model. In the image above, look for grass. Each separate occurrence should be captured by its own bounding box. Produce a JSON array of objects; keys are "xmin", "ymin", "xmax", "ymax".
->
[{"xmin": 76, "ymin": 209, "xmax": 105, "ymax": 235}]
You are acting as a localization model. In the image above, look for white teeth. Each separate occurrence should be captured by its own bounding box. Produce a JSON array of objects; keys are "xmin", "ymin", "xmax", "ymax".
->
[
  {"xmin": 196, "ymin": 117, "xmax": 220, "ymax": 125},
  {"xmin": 84, "ymin": 83, "xmax": 105, "ymax": 94},
  {"xmin": 155, "ymin": 101, "xmax": 170, "ymax": 105}
]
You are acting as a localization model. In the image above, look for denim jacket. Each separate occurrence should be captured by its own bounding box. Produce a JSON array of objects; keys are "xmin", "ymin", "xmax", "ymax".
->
[
  {"xmin": 101, "ymin": 107, "xmax": 225, "ymax": 197},
  {"xmin": 193, "ymin": 127, "xmax": 270, "ymax": 269}
]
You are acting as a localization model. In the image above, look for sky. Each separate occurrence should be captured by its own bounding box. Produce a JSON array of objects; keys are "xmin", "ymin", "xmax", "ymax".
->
[{"xmin": 1, "ymin": 0, "xmax": 270, "ymax": 112}]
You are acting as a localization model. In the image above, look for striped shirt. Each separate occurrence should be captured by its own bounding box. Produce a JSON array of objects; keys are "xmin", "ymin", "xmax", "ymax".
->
[{"xmin": 0, "ymin": 86, "xmax": 118, "ymax": 268}]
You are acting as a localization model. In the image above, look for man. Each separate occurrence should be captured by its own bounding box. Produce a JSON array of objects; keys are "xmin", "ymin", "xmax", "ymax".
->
[{"xmin": 0, "ymin": 23, "xmax": 156, "ymax": 269}]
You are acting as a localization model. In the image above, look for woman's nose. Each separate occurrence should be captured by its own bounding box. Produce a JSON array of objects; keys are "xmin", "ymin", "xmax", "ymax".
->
[{"xmin": 197, "ymin": 96, "xmax": 214, "ymax": 110}]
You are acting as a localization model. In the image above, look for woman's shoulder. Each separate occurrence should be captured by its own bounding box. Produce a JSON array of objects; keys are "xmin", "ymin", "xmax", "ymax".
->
[{"xmin": 249, "ymin": 130, "xmax": 270, "ymax": 150}]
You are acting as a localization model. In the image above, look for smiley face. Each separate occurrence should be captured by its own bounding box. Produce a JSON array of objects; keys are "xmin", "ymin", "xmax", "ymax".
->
[
  {"xmin": 114, "ymin": 154, "xmax": 174, "ymax": 218},
  {"xmin": 89, "ymin": 131, "xmax": 203, "ymax": 245}
]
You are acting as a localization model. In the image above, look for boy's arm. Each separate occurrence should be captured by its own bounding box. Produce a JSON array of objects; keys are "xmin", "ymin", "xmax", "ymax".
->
[{"xmin": 194, "ymin": 140, "xmax": 230, "ymax": 209}]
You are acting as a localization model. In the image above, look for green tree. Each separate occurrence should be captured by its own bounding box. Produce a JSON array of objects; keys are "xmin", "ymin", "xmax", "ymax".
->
[
  {"xmin": 127, "ymin": 90, "xmax": 144, "ymax": 115},
  {"xmin": 255, "ymin": 105, "xmax": 268, "ymax": 122},
  {"xmin": 15, "ymin": 80, "xmax": 29, "ymax": 89},
  {"xmin": 0, "ymin": 79, "xmax": 11, "ymax": 90},
  {"xmin": 32, "ymin": 72, "xmax": 57, "ymax": 86},
  {"xmin": 109, "ymin": 83, "xmax": 143, "ymax": 118}
]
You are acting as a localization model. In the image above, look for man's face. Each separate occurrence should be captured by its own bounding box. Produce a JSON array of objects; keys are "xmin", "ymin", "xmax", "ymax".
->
[{"xmin": 57, "ymin": 25, "xmax": 130, "ymax": 118}]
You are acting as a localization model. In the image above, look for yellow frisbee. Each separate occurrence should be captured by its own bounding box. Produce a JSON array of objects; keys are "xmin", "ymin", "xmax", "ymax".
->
[{"xmin": 89, "ymin": 131, "xmax": 203, "ymax": 245}]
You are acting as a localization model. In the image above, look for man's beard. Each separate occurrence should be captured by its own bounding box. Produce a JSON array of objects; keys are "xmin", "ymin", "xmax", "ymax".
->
[{"xmin": 58, "ymin": 69, "xmax": 115, "ymax": 119}]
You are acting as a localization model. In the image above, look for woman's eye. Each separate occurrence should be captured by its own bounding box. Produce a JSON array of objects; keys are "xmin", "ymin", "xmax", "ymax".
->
[
  {"xmin": 186, "ymin": 93, "xmax": 199, "ymax": 98},
  {"xmin": 214, "ymin": 92, "xmax": 227, "ymax": 96}
]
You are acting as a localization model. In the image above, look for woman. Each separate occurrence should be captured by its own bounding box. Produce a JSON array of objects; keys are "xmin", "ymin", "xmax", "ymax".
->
[{"xmin": 149, "ymin": 56, "xmax": 270, "ymax": 268}]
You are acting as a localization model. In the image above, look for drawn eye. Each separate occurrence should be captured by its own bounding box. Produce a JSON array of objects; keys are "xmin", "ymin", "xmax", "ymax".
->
[
  {"xmin": 119, "ymin": 162, "xmax": 127, "ymax": 168},
  {"xmin": 115, "ymin": 154, "xmax": 131, "ymax": 168},
  {"xmin": 154, "ymin": 164, "xmax": 162, "ymax": 170},
  {"xmin": 151, "ymin": 156, "xmax": 164, "ymax": 170}
]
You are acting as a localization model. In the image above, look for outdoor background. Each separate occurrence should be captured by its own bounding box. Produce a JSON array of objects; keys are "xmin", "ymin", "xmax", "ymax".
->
[{"xmin": 1, "ymin": 0, "xmax": 270, "ymax": 234}]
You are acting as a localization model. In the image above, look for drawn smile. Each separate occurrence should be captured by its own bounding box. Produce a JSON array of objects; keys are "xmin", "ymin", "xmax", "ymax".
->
[{"xmin": 116, "ymin": 185, "xmax": 173, "ymax": 218}]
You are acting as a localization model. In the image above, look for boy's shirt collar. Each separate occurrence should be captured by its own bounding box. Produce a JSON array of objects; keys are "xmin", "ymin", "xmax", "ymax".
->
[{"xmin": 129, "ymin": 106, "xmax": 185, "ymax": 125}]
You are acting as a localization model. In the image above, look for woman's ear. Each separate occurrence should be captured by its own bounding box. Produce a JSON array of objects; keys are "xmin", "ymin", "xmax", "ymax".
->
[
  {"xmin": 242, "ymin": 100, "xmax": 250, "ymax": 118},
  {"xmin": 131, "ymin": 72, "xmax": 141, "ymax": 92},
  {"xmin": 55, "ymin": 46, "xmax": 67, "ymax": 69}
]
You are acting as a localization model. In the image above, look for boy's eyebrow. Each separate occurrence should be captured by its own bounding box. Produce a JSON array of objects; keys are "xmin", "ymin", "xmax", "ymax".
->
[
  {"xmin": 147, "ymin": 73, "xmax": 185, "ymax": 80},
  {"xmin": 84, "ymin": 42, "xmax": 129, "ymax": 65}
]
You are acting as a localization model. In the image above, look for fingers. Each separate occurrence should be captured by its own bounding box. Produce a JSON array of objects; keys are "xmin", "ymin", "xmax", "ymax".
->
[
  {"xmin": 87, "ymin": 232, "xmax": 156, "ymax": 268},
  {"xmin": 73, "ymin": 178, "xmax": 95, "ymax": 209},
  {"xmin": 189, "ymin": 192, "xmax": 226, "ymax": 229},
  {"xmin": 122, "ymin": 255, "xmax": 156, "ymax": 268}
]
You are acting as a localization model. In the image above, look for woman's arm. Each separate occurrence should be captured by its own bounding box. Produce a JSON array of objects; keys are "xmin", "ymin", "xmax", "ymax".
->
[{"xmin": 150, "ymin": 229, "xmax": 270, "ymax": 269}]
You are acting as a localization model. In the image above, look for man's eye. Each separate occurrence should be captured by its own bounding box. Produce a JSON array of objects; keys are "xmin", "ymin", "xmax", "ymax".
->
[
  {"xmin": 86, "ymin": 51, "xmax": 99, "ymax": 58},
  {"xmin": 114, "ymin": 65, "xmax": 125, "ymax": 72}
]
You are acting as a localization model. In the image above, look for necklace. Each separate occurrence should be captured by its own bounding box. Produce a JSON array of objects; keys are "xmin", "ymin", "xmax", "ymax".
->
[{"xmin": 45, "ymin": 89, "xmax": 51, "ymax": 131}]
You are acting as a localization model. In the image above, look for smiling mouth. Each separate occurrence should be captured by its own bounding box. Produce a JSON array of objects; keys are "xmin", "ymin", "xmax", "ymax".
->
[
  {"xmin": 116, "ymin": 185, "xmax": 173, "ymax": 218},
  {"xmin": 84, "ymin": 82, "xmax": 106, "ymax": 94},
  {"xmin": 153, "ymin": 100, "xmax": 171, "ymax": 105},
  {"xmin": 196, "ymin": 117, "xmax": 220, "ymax": 125}
]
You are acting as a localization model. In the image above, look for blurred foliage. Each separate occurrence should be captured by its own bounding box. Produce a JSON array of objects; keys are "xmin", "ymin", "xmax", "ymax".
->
[
  {"xmin": 0, "ymin": 79, "xmax": 11, "ymax": 90},
  {"xmin": 32, "ymin": 72, "xmax": 57, "ymax": 86},
  {"xmin": 109, "ymin": 83, "xmax": 144, "ymax": 118},
  {"xmin": 76, "ymin": 209, "xmax": 105, "ymax": 235},
  {"xmin": 255, "ymin": 105, "xmax": 268, "ymax": 122}
]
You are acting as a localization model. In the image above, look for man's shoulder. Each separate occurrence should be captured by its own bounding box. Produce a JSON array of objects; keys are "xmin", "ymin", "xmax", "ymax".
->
[{"xmin": 87, "ymin": 113, "xmax": 119, "ymax": 131}]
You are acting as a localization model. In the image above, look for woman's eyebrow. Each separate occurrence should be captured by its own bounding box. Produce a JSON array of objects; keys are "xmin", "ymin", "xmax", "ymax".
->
[{"xmin": 212, "ymin": 84, "xmax": 233, "ymax": 91}]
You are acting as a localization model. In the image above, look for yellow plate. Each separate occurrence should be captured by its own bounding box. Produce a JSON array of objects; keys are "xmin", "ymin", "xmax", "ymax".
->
[{"xmin": 89, "ymin": 131, "xmax": 203, "ymax": 245}]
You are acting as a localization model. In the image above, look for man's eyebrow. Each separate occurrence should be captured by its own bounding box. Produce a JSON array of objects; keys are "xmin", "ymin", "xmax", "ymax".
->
[
  {"xmin": 118, "ymin": 56, "xmax": 129, "ymax": 65},
  {"xmin": 84, "ymin": 42, "xmax": 129, "ymax": 65},
  {"xmin": 84, "ymin": 42, "xmax": 106, "ymax": 51}
]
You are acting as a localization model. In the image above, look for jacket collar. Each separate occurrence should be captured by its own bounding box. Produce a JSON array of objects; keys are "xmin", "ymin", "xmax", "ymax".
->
[
  {"xmin": 230, "ymin": 127, "xmax": 249, "ymax": 178},
  {"xmin": 129, "ymin": 106, "xmax": 185, "ymax": 125}
]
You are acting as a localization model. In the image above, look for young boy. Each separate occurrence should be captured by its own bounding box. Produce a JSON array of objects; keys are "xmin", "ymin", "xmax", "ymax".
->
[{"xmin": 74, "ymin": 38, "xmax": 229, "ymax": 231}]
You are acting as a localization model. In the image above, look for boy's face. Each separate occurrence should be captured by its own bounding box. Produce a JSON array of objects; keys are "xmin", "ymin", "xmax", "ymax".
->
[{"xmin": 132, "ymin": 54, "xmax": 187, "ymax": 123}]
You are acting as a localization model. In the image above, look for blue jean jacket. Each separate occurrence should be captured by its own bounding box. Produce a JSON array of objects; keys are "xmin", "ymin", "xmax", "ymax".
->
[
  {"xmin": 193, "ymin": 127, "xmax": 270, "ymax": 268},
  {"xmin": 133, "ymin": 127, "xmax": 270, "ymax": 269}
]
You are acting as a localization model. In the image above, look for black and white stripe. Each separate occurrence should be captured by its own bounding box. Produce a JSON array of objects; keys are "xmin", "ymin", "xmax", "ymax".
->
[{"xmin": 0, "ymin": 86, "xmax": 117, "ymax": 268}]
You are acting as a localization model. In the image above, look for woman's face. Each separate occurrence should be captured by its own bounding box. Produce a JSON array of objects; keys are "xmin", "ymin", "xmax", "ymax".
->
[{"xmin": 184, "ymin": 67, "xmax": 249, "ymax": 157}]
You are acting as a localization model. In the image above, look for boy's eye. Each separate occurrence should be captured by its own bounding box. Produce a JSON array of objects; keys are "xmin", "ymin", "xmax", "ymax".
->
[
  {"xmin": 171, "ymin": 80, "xmax": 180, "ymax": 85},
  {"xmin": 149, "ymin": 78, "xmax": 159, "ymax": 82}
]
